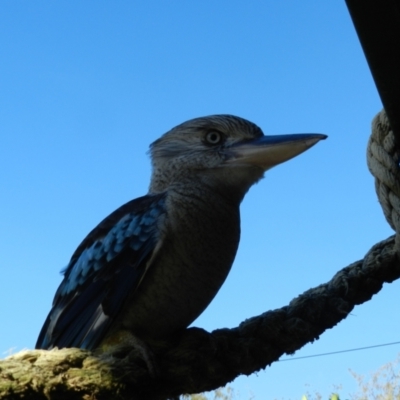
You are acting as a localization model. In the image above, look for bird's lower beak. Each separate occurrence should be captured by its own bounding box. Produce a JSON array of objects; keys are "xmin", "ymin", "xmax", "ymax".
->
[{"xmin": 226, "ymin": 133, "xmax": 327, "ymax": 170}]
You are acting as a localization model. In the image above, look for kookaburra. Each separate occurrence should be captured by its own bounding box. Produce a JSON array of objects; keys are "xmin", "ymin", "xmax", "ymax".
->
[{"xmin": 36, "ymin": 115, "xmax": 326, "ymax": 350}]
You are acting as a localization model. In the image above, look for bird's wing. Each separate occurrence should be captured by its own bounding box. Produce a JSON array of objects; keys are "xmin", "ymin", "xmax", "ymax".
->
[{"xmin": 36, "ymin": 193, "xmax": 166, "ymax": 350}]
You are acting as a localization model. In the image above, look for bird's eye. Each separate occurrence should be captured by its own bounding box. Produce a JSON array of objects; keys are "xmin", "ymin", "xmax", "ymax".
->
[{"xmin": 205, "ymin": 131, "xmax": 223, "ymax": 145}]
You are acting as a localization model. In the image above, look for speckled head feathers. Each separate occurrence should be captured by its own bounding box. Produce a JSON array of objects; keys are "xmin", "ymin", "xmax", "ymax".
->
[
  {"xmin": 148, "ymin": 115, "xmax": 265, "ymax": 194},
  {"xmin": 148, "ymin": 114, "xmax": 326, "ymax": 196}
]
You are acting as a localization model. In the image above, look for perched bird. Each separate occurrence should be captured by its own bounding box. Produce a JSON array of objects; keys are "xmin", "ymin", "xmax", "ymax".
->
[{"xmin": 36, "ymin": 115, "xmax": 326, "ymax": 351}]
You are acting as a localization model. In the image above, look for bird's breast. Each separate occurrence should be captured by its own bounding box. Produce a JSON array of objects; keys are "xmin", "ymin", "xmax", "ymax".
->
[{"xmin": 115, "ymin": 188, "xmax": 241, "ymax": 339}]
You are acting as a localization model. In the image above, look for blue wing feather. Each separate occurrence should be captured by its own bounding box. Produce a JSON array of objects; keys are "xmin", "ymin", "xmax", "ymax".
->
[{"xmin": 36, "ymin": 193, "xmax": 166, "ymax": 350}]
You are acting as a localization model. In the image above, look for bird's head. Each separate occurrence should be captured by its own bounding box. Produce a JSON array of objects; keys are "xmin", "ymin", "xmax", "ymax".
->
[{"xmin": 149, "ymin": 115, "xmax": 326, "ymax": 201}]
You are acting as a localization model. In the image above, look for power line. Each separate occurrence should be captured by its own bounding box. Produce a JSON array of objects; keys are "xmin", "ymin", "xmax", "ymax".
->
[{"xmin": 279, "ymin": 341, "xmax": 400, "ymax": 362}]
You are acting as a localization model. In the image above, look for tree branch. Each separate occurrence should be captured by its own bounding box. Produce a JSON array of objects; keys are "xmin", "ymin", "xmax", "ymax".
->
[{"xmin": 1, "ymin": 235, "xmax": 399, "ymax": 400}]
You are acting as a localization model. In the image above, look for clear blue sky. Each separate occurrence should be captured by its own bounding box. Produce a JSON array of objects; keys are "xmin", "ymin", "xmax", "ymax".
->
[{"xmin": 1, "ymin": 2, "xmax": 398, "ymax": 399}]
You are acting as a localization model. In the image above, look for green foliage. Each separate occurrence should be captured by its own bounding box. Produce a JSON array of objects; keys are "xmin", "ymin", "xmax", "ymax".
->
[
  {"xmin": 302, "ymin": 353, "xmax": 400, "ymax": 400},
  {"xmin": 301, "ymin": 393, "xmax": 341, "ymax": 400},
  {"xmin": 181, "ymin": 386, "xmax": 235, "ymax": 400},
  {"xmin": 349, "ymin": 354, "xmax": 400, "ymax": 400},
  {"xmin": 182, "ymin": 354, "xmax": 400, "ymax": 400}
]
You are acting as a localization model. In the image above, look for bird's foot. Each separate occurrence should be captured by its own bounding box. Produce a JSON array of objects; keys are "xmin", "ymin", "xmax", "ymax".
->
[{"xmin": 98, "ymin": 330, "xmax": 159, "ymax": 378}]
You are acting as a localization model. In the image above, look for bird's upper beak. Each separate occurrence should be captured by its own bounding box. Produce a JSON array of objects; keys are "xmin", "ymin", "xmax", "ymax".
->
[{"xmin": 225, "ymin": 133, "xmax": 327, "ymax": 170}]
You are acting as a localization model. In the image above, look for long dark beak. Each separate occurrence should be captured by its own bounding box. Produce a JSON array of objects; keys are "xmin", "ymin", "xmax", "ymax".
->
[{"xmin": 226, "ymin": 133, "xmax": 327, "ymax": 170}]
